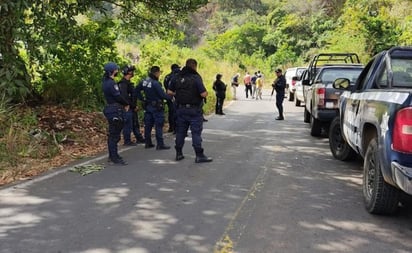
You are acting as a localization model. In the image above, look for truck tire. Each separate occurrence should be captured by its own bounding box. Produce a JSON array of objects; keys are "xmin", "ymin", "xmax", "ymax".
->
[
  {"xmin": 295, "ymin": 97, "xmax": 301, "ymax": 107},
  {"xmin": 328, "ymin": 117, "xmax": 356, "ymax": 161},
  {"xmin": 310, "ymin": 116, "xmax": 322, "ymax": 136},
  {"xmin": 304, "ymin": 108, "xmax": 310, "ymax": 123},
  {"xmin": 363, "ymin": 137, "xmax": 400, "ymax": 215}
]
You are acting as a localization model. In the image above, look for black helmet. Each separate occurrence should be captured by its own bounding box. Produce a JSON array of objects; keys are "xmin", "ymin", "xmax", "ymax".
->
[{"xmin": 122, "ymin": 65, "xmax": 136, "ymax": 75}]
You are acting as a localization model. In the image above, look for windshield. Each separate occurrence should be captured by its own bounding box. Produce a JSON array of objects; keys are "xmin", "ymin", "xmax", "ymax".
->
[{"xmin": 317, "ymin": 68, "xmax": 363, "ymax": 84}]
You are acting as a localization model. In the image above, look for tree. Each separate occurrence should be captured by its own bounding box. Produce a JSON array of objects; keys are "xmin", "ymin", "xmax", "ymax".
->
[{"xmin": 0, "ymin": 0, "xmax": 208, "ymax": 104}]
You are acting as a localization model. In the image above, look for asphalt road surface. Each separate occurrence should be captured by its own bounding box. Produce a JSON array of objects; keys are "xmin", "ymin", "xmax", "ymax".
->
[{"xmin": 1, "ymin": 88, "xmax": 412, "ymax": 253}]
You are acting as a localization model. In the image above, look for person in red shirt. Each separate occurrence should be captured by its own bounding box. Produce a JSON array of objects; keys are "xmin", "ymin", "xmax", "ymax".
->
[{"xmin": 243, "ymin": 72, "xmax": 252, "ymax": 98}]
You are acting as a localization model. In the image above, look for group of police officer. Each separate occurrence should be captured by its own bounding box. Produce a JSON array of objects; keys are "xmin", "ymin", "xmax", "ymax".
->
[{"xmin": 102, "ymin": 58, "xmax": 213, "ymax": 165}]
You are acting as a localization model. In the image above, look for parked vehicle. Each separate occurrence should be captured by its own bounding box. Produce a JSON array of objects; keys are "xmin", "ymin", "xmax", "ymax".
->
[
  {"xmin": 302, "ymin": 53, "xmax": 363, "ymax": 136},
  {"xmin": 294, "ymin": 69, "xmax": 307, "ymax": 106},
  {"xmin": 328, "ymin": 46, "xmax": 412, "ymax": 215},
  {"xmin": 285, "ymin": 67, "xmax": 306, "ymax": 102},
  {"xmin": 304, "ymin": 65, "xmax": 363, "ymax": 136}
]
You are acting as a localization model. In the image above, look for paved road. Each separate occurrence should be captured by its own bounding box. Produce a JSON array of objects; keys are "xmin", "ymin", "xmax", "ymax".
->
[{"xmin": 1, "ymin": 89, "xmax": 412, "ymax": 253}]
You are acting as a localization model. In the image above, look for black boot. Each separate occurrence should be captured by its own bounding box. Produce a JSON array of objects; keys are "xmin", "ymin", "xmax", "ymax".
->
[
  {"xmin": 195, "ymin": 148, "xmax": 213, "ymax": 163},
  {"xmin": 175, "ymin": 147, "xmax": 184, "ymax": 161},
  {"xmin": 156, "ymin": 144, "xmax": 171, "ymax": 150}
]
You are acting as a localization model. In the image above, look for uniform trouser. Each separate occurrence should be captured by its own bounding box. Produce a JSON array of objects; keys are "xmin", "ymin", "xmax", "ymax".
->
[
  {"xmin": 175, "ymin": 107, "xmax": 203, "ymax": 154},
  {"xmin": 166, "ymin": 100, "xmax": 176, "ymax": 131},
  {"xmin": 252, "ymin": 84, "xmax": 257, "ymax": 97},
  {"xmin": 123, "ymin": 111, "xmax": 143, "ymax": 143},
  {"xmin": 103, "ymin": 105, "xmax": 124, "ymax": 160},
  {"xmin": 276, "ymin": 94, "xmax": 285, "ymax": 117},
  {"xmin": 132, "ymin": 111, "xmax": 144, "ymax": 140},
  {"xmin": 215, "ymin": 96, "xmax": 225, "ymax": 114},
  {"xmin": 245, "ymin": 85, "xmax": 252, "ymax": 98},
  {"xmin": 144, "ymin": 105, "xmax": 165, "ymax": 146}
]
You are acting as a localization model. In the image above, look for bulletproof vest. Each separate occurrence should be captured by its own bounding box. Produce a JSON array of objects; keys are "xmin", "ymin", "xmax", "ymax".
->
[{"xmin": 174, "ymin": 74, "xmax": 202, "ymax": 105}]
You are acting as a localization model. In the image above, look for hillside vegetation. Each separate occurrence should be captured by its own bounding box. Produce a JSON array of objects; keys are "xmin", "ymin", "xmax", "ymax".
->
[{"xmin": 1, "ymin": 0, "xmax": 412, "ymax": 183}]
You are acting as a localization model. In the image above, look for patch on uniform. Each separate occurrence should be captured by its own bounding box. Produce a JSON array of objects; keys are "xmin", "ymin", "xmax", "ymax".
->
[{"xmin": 114, "ymin": 85, "xmax": 119, "ymax": 91}]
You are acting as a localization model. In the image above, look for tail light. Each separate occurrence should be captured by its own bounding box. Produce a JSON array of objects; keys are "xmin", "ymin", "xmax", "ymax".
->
[
  {"xmin": 393, "ymin": 107, "xmax": 412, "ymax": 154},
  {"xmin": 316, "ymin": 87, "xmax": 325, "ymax": 107}
]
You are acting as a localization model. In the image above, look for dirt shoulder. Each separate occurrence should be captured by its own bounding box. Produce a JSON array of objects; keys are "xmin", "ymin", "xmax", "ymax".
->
[{"xmin": 0, "ymin": 106, "xmax": 108, "ymax": 186}]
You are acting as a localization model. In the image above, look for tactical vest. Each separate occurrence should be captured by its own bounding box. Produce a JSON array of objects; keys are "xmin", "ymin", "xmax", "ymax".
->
[{"xmin": 174, "ymin": 74, "xmax": 202, "ymax": 105}]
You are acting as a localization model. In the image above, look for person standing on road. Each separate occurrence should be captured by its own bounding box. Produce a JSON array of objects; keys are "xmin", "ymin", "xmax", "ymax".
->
[
  {"xmin": 243, "ymin": 72, "xmax": 252, "ymax": 98},
  {"xmin": 213, "ymin": 73, "xmax": 227, "ymax": 115},
  {"xmin": 102, "ymin": 62, "xmax": 130, "ymax": 165},
  {"xmin": 251, "ymin": 72, "xmax": 258, "ymax": 99},
  {"xmin": 255, "ymin": 74, "xmax": 263, "ymax": 100},
  {"xmin": 167, "ymin": 58, "xmax": 213, "ymax": 163},
  {"xmin": 273, "ymin": 68, "xmax": 286, "ymax": 120},
  {"xmin": 231, "ymin": 73, "xmax": 240, "ymax": 100},
  {"xmin": 163, "ymin": 63, "xmax": 181, "ymax": 134},
  {"xmin": 135, "ymin": 66, "xmax": 171, "ymax": 150},
  {"xmin": 118, "ymin": 65, "xmax": 145, "ymax": 146}
]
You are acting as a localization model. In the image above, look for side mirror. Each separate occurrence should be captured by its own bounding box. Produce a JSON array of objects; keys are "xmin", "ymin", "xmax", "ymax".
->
[{"xmin": 333, "ymin": 78, "xmax": 351, "ymax": 89}]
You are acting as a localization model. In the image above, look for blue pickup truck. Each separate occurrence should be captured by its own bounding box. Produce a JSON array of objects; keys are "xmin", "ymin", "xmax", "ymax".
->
[{"xmin": 328, "ymin": 47, "xmax": 412, "ymax": 215}]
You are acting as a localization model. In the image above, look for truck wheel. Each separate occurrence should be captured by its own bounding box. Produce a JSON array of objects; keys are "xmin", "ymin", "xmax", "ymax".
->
[
  {"xmin": 363, "ymin": 137, "xmax": 400, "ymax": 215},
  {"xmin": 304, "ymin": 108, "xmax": 310, "ymax": 123},
  {"xmin": 295, "ymin": 97, "xmax": 301, "ymax": 107},
  {"xmin": 328, "ymin": 117, "xmax": 356, "ymax": 161},
  {"xmin": 289, "ymin": 92, "xmax": 294, "ymax": 101},
  {"xmin": 310, "ymin": 116, "xmax": 322, "ymax": 136}
]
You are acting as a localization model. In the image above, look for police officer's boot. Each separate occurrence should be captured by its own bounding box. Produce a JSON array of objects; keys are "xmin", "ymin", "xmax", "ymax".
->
[
  {"xmin": 195, "ymin": 148, "xmax": 213, "ymax": 163},
  {"xmin": 175, "ymin": 147, "xmax": 184, "ymax": 161}
]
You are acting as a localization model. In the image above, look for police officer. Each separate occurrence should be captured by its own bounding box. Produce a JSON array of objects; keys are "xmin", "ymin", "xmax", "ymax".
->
[
  {"xmin": 163, "ymin": 63, "xmax": 180, "ymax": 133},
  {"xmin": 135, "ymin": 66, "xmax": 171, "ymax": 150},
  {"xmin": 273, "ymin": 68, "xmax": 286, "ymax": 120},
  {"xmin": 102, "ymin": 62, "xmax": 130, "ymax": 165},
  {"xmin": 167, "ymin": 58, "xmax": 213, "ymax": 163},
  {"xmin": 118, "ymin": 65, "xmax": 145, "ymax": 145}
]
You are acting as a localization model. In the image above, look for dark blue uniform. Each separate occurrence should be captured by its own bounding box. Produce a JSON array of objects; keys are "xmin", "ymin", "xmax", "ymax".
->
[
  {"xmin": 135, "ymin": 74, "xmax": 170, "ymax": 148},
  {"xmin": 274, "ymin": 73, "xmax": 286, "ymax": 119},
  {"xmin": 169, "ymin": 65, "xmax": 212, "ymax": 162},
  {"xmin": 163, "ymin": 67, "xmax": 180, "ymax": 133},
  {"xmin": 118, "ymin": 77, "xmax": 145, "ymax": 144},
  {"xmin": 102, "ymin": 74, "xmax": 129, "ymax": 163}
]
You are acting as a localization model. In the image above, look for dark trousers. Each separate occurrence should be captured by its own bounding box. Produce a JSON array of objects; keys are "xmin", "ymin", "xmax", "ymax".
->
[
  {"xmin": 175, "ymin": 107, "xmax": 203, "ymax": 153},
  {"xmin": 123, "ymin": 111, "xmax": 144, "ymax": 143},
  {"xmin": 144, "ymin": 105, "xmax": 165, "ymax": 146},
  {"xmin": 215, "ymin": 96, "xmax": 225, "ymax": 114},
  {"xmin": 245, "ymin": 85, "xmax": 252, "ymax": 98},
  {"xmin": 103, "ymin": 105, "xmax": 124, "ymax": 160},
  {"xmin": 276, "ymin": 94, "xmax": 285, "ymax": 117}
]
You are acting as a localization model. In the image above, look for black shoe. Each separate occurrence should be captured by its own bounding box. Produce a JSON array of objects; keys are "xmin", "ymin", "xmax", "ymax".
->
[
  {"xmin": 156, "ymin": 145, "xmax": 171, "ymax": 150},
  {"xmin": 109, "ymin": 158, "xmax": 128, "ymax": 165},
  {"xmin": 217, "ymin": 112, "xmax": 225, "ymax": 115},
  {"xmin": 275, "ymin": 116, "xmax": 284, "ymax": 120},
  {"xmin": 145, "ymin": 143, "xmax": 155, "ymax": 149},
  {"xmin": 203, "ymin": 118, "xmax": 208, "ymax": 122},
  {"xmin": 176, "ymin": 153, "xmax": 185, "ymax": 161},
  {"xmin": 167, "ymin": 128, "xmax": 174, "ymax": 133},
  {"xmin": 124, "ymin": 141, "xmax": 137, "ymax": 146},
  {"xmin": 195, "ymin": 155, "xmax": 213, "ymax": 163},
  {"xmin": 135, "ymin": 137, "xmax": 145, "ymax": 144}
]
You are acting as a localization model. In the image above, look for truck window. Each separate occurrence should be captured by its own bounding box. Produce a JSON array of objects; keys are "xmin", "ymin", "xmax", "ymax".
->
[
  {"xmin": 356, "ymin": 59, "xmax": 375, "ymax": 91},
  {"xmin": 376, "ymin": 62, "xmax": 388, "ymax": 88},
  {"xmin": 392, "ymin": 58, "xmax": 412, "ymax": 88}
]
